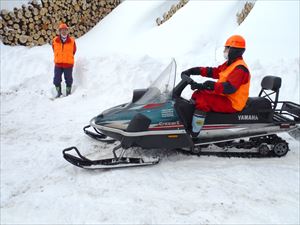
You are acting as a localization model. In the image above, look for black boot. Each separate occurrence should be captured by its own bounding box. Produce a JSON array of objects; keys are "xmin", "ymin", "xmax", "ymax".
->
[
  {"xmin": 55, "ymin": 85, "xmax": 62, "ymax": 98},
  {"xmin": 66, "ymin": 85, "xmax": 72, "ymax": 96}
]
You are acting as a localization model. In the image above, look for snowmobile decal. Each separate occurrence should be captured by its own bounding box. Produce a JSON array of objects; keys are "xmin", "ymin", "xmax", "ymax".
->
[
  {"xmin": 202, "ymin": 125, "xmax": 234, "ymax": 130},
  {"xmin": 149, "ymin": 121, "xmax": 184, "ymax": 130},
  {"xmin": 161, "ymin": 108, "xmax": 174, "ymax": 118},
  {"xmin": 93, "ymin": 123, "xmax": 186, "ymax": 136},
  {"xmin": 238, "ymin": 115, "xmax": 259, "ymax": 120}
]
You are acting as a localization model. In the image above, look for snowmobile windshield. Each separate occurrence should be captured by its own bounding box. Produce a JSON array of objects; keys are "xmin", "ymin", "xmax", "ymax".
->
[{"xmin": 135, "ymin": 59, "xmax": 176, "ymax": 105}]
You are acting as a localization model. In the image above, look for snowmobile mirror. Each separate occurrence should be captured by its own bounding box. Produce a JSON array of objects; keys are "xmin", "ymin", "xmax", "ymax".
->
[{"xmin": 132, "ymin": 89, "xmax": 148, "ymax": 103}]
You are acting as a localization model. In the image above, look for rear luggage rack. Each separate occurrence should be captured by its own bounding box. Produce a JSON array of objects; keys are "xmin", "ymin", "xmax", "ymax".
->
[{"xmin": 274, "ymin": 101, "xmax": 300, "ymax": 124}]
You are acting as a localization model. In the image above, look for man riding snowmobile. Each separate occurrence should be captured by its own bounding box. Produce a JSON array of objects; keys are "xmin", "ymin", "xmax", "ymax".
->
[
  {"xmin": 182, "ymin": 35, "xmax": 250, "ymax": 137},
  {"xmin": 62, "ymin": 38, "xmax": 300, "ymax": 170}
]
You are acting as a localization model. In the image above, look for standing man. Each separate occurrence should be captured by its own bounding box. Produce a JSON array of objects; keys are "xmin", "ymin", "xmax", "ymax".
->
[{"xmin": 52, "ymin": 23, "xmax": 77, "ymax": 98}]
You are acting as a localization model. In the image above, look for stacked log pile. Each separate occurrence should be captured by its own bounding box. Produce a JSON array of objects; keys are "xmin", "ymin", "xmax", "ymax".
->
[
  {"xmin": 236, "ymin": 2, "xmax": 255, "ymax": 25},
  {"xmin": 0, "ymin": 0, "xmax": 120, "ymax": 46},
  {"xmin": 156, "ymin": 0, "xmax": 189, "ymax": 26}
]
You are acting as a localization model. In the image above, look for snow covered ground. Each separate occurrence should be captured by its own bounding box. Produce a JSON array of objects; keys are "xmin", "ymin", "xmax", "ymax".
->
[{"xmin": 1, "ymin": 0, "xmax": 299, "ymax": 224}]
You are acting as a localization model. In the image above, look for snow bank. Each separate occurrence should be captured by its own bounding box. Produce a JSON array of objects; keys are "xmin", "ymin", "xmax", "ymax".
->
[{"xmin": 78, "ymin": 1, "xmax": 246, "ymax": 58}]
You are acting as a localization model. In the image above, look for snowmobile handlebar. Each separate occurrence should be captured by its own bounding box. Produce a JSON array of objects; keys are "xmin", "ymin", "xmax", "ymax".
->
[
  {"xmin": 181, "ymin": 72, "xmax": 194, "ymax": 83},
  {"xmin": 172, "ymin": 73, "xmax": 203, "ymax": 99}
]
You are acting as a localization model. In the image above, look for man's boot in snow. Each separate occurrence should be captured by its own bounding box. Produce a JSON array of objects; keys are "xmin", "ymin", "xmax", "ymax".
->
[
  {"xmin": 66, "ymin": 85, "xmax": 72, "ymax": 96},
  {"xmin": 191, "ymin": 110, "xmax": 206, "ymax": 138},
  {"xmin": 55, "ymin": 85, "xmax": 62, "ymax": 98}
]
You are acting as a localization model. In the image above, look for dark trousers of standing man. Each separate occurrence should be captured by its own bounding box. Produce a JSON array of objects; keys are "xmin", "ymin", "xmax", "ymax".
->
[{"xmin": 53, "ymin": 66, "xmax": 73, "ymax": 87}]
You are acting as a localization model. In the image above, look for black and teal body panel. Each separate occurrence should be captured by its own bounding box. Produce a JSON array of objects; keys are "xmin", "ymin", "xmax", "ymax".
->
[{"xmin": 91, "ymin": 100, "xmax": 193, "ymax": 149}]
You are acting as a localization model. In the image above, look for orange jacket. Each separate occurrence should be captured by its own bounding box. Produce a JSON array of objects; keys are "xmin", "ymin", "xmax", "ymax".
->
[
  {"xmin": 218, "ymin": 59, "xmax": 250, "ymax": 111},
  {"xmin": 52, "ymin": 36, "xmax": 76, "ymax": 67}
]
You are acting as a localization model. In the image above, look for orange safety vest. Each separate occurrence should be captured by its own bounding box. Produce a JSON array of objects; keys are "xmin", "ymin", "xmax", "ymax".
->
[
  {"xmin": 218, "ymin": 59, "xmax": 250, "ymax": 111},
  {"xmin": 52, "ymin": 36, "xmax": 75, "ymax": 65}
]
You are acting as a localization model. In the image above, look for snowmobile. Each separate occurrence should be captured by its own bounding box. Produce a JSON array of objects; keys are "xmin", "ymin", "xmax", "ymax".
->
[{"xmin": 63, "ymin": 59, "xmax": 300, "ymax": 169}]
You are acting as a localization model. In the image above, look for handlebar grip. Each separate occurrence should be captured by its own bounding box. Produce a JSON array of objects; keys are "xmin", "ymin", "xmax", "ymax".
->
[{"xmin": 181, "ymin": 73, "xmax": 193, "ymax": 84}]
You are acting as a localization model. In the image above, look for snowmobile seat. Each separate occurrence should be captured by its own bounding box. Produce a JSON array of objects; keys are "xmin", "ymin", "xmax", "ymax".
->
[
  {"xmin": 205, "ymin": 97, "xmax": 273, "ymax": 124},
  {"xmin": 243, "ymin": 97, "xmax": 272, "ymax": 113},
  {"xmin": 175, "ymin": 96, "xmax": 274, "ymax": 128},
  {"xmin": 206, "ymin": 75, "xmax": 282, "ymax": 124}
]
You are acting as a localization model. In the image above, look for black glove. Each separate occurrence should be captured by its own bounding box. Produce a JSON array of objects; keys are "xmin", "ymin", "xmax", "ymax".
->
[
  {"xmin": 182, "ymin": 67, "xmax": 200, "ymax": 76},
  {"xmin": 203, "ymin": 80, "xmax": 215, "ymax": 90},
  {"xmin": 190, "ymin": 82, "xmax": 204, "ymax": 90}
]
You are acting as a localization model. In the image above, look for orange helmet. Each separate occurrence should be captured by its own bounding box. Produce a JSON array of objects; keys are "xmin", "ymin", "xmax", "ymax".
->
[
  {"xmin": 59, "ymin": 23, "xmax": 68, "ymax": 30},
  {"xmin": 225, "ymin": 35, "xmax": 245, "ymax": 48}
]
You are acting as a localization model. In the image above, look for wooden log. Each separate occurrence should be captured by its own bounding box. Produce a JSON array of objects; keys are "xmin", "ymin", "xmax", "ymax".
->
[
  {"xmin": 13, "ymin": 23, "xmax": 20, "ymax": 30},
  {"xmin": 99, "ymin": 0, "xmax": 106, "ymax": 7},
  {"xmin": 28, "ymin": 36, "xmax": 33, "ymax": 42},
  {"xmin": 8, "ymin": 33, "xmax": 14, "ymax": 41},
  {"xmin": 28, "ymin": 5, "xmax": 34, "ymax": 11},
  {"xmin": 71, "ymin": 16, "xmax": 78, "ymax": 24},
  {"xmin": 22, "ymin": 24, "xmax": 28, "ymax": 30},
  {"xmin": 16, "ymin": 10, "xmax": 23, "ymax": 19},
  {"xmin": 8, "ymin": 11, "xmax": 15, "ymax": 19},
  {"xmin": 32, "ymin": 40, "xmax": 38, "ymax": 46},
  {"xmin": 40, "ymin": 8, "xmax": 48, "ymax": 16},
  {"xmin": 71, "ymin": 0, "xmax": 76, "ymax": 5},
  {"xmin": 2, "ymin": 36, "xmax": 8, "ymax": 45},
  {"xmin": 19, "ymin": 35, "xmax": 28, "ymax": 44},
  {"xmin": 41, "ymin": 23, "xmax": 48, "ymax": 30},
  {"xmin": 12, "ymin": 16, "xmax": 20, "ymax": 23},
  {"xmin": 29, "ymin": 0, "xmax": 40, "ymax": 8},
  {"xmin": 32, "ymin": 8, "xmax": 39, "ymax": 16},
  {"xmin": 48, "ymin": 6, "xmax": 53, "ymax": 14},
  {"xmin": 41, "ymin": 0, "xmax": 49, "ymax": 8},
  {"xmin": 156, "ymin": 17, "xmax": 162, "ymax": 26},
  {"xmin": 24, "ymin": 9, "xmax": 32, "ymax": 18},
  {"xmin": 53, "ymin": 4, "xmax": 59, "ymax": 12},
  {"xmin": 33, "ymin": 33, "xmax": 40, "ymax": 40},
  {"xmin": 74, "ymin": 4, "xmax": 81, "ymax": 12},
  {"xmin": 2, "ymin": 14, "xmax": 11, "ymax": 22},
  {"xmin": 29, "ymin": 23, "xmax": 35, "ymax": 29},
  {"xmin": 1, "ymin": 9, "xmax": 11, "ymax": 21},
  {"xmin": 7, "ymin": 20, "xmax": 13, "ymax": 26}
]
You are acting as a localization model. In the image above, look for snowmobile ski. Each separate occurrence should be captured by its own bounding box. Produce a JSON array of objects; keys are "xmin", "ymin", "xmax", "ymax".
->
[
  {"xmin": 83, "ymin": 125, "xmax": 116, "ymax": 143},
  {"xmin": 62, "ymin": 146, "xmax": 160, "ymax": 170}
]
